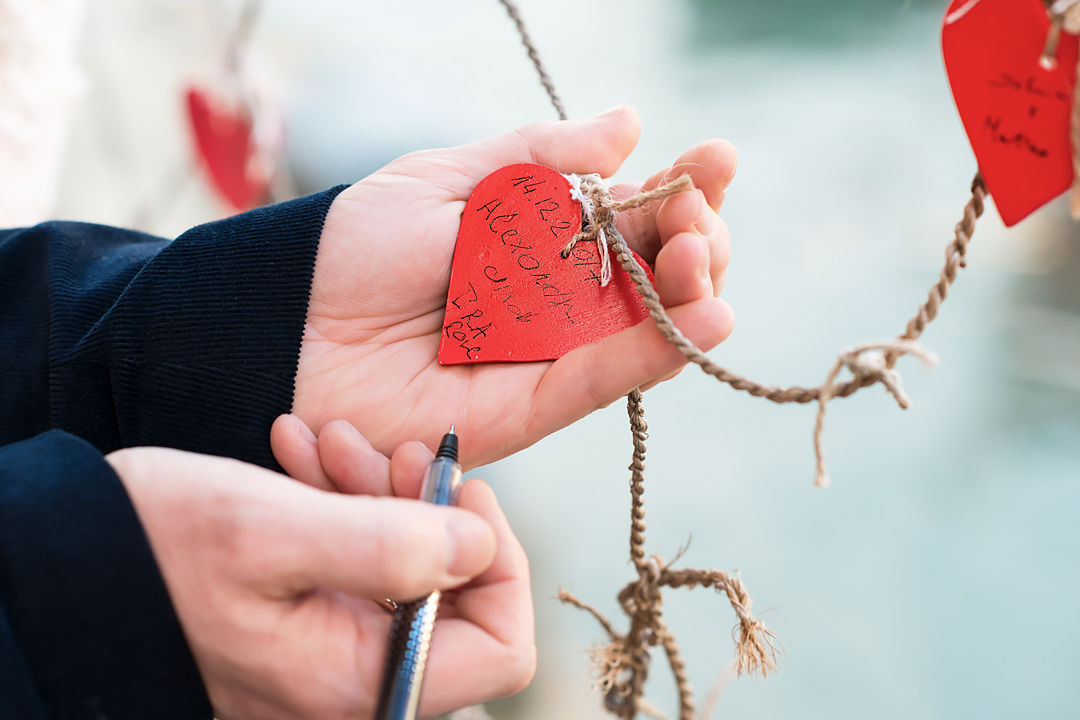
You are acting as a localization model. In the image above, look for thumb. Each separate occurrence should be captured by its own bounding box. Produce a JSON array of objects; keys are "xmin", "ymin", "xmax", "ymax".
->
[
  {"xmin": 270, "ymin": 489, "xmax": 497, "ymax": 602},
  {"xmin": 421, "ymin": 105, "xmax": 641, "ymax": 197}
]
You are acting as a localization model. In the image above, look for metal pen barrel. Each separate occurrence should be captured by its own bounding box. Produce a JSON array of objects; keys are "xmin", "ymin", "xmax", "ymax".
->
[{"xmin": 374, "ymin": 429, "xmax": 462, "ymax": 720}]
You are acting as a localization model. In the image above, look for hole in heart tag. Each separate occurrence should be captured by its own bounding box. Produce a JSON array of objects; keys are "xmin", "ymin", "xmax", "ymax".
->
[
  {"xmin": 943, "ymin": 0, "xmax": 1079, "ymax": 226},
  {"xmin": 437, "ymin": 163, "xmax": 655, "ymax": 365}
]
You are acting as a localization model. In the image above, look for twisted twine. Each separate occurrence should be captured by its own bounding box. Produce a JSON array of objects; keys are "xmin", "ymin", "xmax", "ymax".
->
[
  {"xmin": 559, "ymin": 392, "xmax": 779, "ymax": 720},
  {"xmin": 497, "ymin": 0, "xmax": 991, "ymax": 716},
  {"xmin": 813, "ymin": 340, "xmax": 939, "ymax": 488},
  {"xmin": 1044, "ymin": 0, "xmax": 1080, "ymax": 218},
  {"xmin": 1073, "ymin": 51, "xmax": 1080, "ymax": 218},
  {"xmin": 568, "ymin": 172, "xmax": 986, "ymax": 484},
  {"xmin": 495, "ymin": 0, "xmax": 567, "ymax": 122},
  {"xmin": 1071, "ymin": 13, "xmax": 1080, "ymax": 219}
]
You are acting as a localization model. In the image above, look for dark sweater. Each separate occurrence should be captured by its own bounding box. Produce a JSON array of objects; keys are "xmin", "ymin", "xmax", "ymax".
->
[{"xmin": 0, "ymin": 185, "xmax": 347, "ymax": 719}]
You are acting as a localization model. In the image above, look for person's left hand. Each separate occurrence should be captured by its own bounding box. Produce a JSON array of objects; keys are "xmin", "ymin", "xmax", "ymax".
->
[{"xmin": 292, "ymin": 107, "xmax": 736, "ymax": 468}]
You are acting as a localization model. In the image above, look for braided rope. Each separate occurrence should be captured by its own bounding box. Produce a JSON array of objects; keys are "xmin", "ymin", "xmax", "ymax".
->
[
  {"xmin": 559, "ymin": 392, "xmax": 778, "ymax": 719},
  {"xmin": 495, "ymin": 0, "xmax": 567, "ymax": 122},
  {"xmin": 496, "ymin": 1, "xmax": 992, "ymax": 717}
]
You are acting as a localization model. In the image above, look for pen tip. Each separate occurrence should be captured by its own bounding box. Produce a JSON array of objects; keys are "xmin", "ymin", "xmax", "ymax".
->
[{"xmin": 449, "ymin": 423, "xmax": 456, "ymax": 434}]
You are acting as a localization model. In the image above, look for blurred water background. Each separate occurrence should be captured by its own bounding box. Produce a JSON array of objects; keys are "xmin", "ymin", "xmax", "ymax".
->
[{"xmin": 45, "ymin": 0, "xmax": 1080, "ymax": 717}]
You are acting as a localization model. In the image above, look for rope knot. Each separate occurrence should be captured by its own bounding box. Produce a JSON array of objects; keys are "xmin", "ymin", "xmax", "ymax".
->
[
  {"xmin": 624, "ymin": 555, "xmax": 665, "ymax": 639},
  {"xmin": 562, "ymin": 172, "xmax": 697, "ymax": 287},
  {"xmin": 563, "ymin": 173, "xmax": 617, "ymax": 285},
  {"xmin": 841, "ymin": 348, "xmax": 910, "ymax": 409},
  {"xmin": 813, "ymin": 340, "xmax": 939, "ymax": 488}
]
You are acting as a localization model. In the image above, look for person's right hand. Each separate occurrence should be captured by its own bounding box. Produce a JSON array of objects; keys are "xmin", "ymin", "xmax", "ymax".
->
[{"xmin": 107, "ymin": 445, "xmax": 535, "ymax": 719}]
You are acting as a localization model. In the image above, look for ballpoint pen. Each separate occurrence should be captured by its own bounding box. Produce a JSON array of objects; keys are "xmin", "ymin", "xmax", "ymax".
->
[{"xmin": 373, "ymin": 425, "xmax": 462, "ymax": 720}]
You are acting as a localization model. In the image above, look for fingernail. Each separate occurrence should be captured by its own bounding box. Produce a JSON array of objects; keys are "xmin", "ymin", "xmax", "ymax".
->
[
  {"xmin": 338, "ymin": 419, "xmax": 368, "ymax": 445},
  {"xmin": 445, "ymin": 513, "xmax": 493, "ymax": 579},
  {"xmin": 293, "ymin": 416, "xmax": 317, "ymax": 445},
  {"xmin": 595, "ymin": 104, "xmax": 626, "ymax": 119}
]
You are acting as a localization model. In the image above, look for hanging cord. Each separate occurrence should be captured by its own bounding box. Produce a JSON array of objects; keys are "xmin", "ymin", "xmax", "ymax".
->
[
  {"xmin": 558, "ymin": 391, "xmax": 779, "ymax": 720},
  {"xmin": 1055, "ymin": 0, "xmax": 1080, "ymax": 218},
  {"xmin": 1042, "ymin": 1, "xmax": 1080, "ymax": 217},
  {"xmin": 496, "ymin": 0, "xmax": 567, "ymax": 121},
  {"xmin": 498, "ymin": 0, "xmax": 987, "ymax": 479},
  {"xmin": 567, "ymin": 172, "xmax": 985, "ymax": 484},
  {"xmin": 496, "ymin": 0, "xmax": 987, "ymax": 716}
]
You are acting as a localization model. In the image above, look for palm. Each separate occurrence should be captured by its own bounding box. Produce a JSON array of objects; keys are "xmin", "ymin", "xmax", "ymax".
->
[{"xmin": 293, "ymin": 108, "xmax": 737, "ymax": 467}]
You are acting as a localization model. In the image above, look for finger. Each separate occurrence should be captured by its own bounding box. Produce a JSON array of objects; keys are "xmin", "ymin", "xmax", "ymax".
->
[
  {"xmin": 530, "ymin": 296, "xmax": 735, "ymax": 432},
  {"xmin": 270, "ymin": 414, "xmax": 335, "ymax": 491},
  {"xmin": 415, "ymin": 480, "xmax": 536, "ymax": 714},
  {"xmin": 653, "ymin": 231, "xmax": 712, "ymax": 307},
  {"xmin": 417, "ymin": 619, "xmax": 537, "ymax": 715},
  {"xmin": 652, "ymin": 192, "xmax": 730, "ymax": 304},
  {"xmin": 634, "ymin": 186, "xmax": 731, "ymax": 306},
  {"xmin": 351, "ymin": 605, "xmax": 536, "ymax": 716},
  {"xmin": 639, "ymin": 365, "xmax": 686, "ymax": 393},
  {"xmin": 708, "ymin": 216, "xmax": 731, "ymax": 296},
  {"xmin": 451, "ymin": 480, "xmax": 532, "ymax": 645},
  {"xmin": 417, "ymin": 105, "xmax": 641, "ymax": 198},
  {"xmin": 613, "ymin": 139, "xmax": 737, "ymax": 260},
  {"xmin": 389, "ymin": 441, "xmax": 435, "ymax": 499},
  {"xmin": 270, "ymin": 490, "xmax": 496, "ymax": 602},
  {"xmin": 316, "ymin": 419, "xmax": 392, "ymax": 496}
]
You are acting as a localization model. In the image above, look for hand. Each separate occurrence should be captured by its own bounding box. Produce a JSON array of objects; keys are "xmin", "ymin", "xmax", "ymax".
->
[
  {"xmin": 108, "ymin": 441, "xmax": 534, "ymax": 719},
  {"xmin": 294, "ymin": 105, "xmax": 736, "ymax": 467}
]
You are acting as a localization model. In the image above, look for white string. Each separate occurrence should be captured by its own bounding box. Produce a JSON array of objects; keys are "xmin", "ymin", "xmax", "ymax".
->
[{"xmin": 564, "ymin": 172, "xmax": 614, "ymax": 286}]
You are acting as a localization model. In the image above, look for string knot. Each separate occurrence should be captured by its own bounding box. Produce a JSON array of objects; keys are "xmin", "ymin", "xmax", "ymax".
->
[
  {"xmin": 562, "ymin": 172, "xmax": 697, "ymax": 287},
  {"xmin": 564, "ymin": 173, "xmax": 616, "ymax": 285},
  {"xmin": 813, "ymin": 340, "xmax": 939, "ymax": 488},
  {"xmin": 624, "ymin": 555, "xmax": 665, "ymax": 643}
]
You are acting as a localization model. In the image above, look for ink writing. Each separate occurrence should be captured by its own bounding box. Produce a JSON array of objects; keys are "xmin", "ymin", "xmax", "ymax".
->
[
  {"xmin": 982, "ymin": 72, "xmax": 1068, "ymax": 159},
  {"xmin": 469, "ymin": 173, "xmax": 586, "ymax": 325}
]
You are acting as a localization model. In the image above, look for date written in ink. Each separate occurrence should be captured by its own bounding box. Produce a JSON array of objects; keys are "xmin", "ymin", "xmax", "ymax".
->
[{"xmin": 474, "ymin": 194, "xmax": 581, "ymax": 325}]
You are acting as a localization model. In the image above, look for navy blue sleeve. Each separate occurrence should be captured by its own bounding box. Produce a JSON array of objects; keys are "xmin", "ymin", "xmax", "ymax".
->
[
  {"xmin": 0, "ymin": 187, "xmax": 349, "ymax": 718},
  {"xmin": 0, "ymin": 431, "xmax": 210, "ymax": 720},
  {"xmin": 0, "ymin": 185, "xmax": 348, "ymax": 468}
]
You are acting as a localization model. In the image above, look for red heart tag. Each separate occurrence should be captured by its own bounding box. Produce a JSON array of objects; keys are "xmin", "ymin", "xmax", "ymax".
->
[
  {"xmin": 943, "ymin": 0, "xmax": 1078, "ymax": 226},
  {"xmin": 185, "ymin": 86, "xmax": 270, "ymax": 212},
  {"xmin": 438, "ymin": 163, "xmax": 654, "ymax": 365}
]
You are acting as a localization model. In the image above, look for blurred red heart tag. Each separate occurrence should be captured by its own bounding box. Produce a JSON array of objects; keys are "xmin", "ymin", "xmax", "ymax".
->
[
  {"xmin": 942, "ymin": 0, "xmax": 1078, "ymax": 226},
  {"xmin": 185, "ymin": 86, "xmax": 270, "ymax": 212},
  {"xmin": 438, "ymin": 163, "xmax": 654, "ymax": 365}
]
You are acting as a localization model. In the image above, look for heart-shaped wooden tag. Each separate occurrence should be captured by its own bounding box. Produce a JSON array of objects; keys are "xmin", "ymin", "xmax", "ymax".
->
[
  {"xmin": 185, "ymin": 86, "xmax": 270, "ymax": 212},
  {"xmin": 943, "ymin": 0, "xmax": 1078, "ymax": 226},
  {"xmin": 438, "ymin": 163, "xmax": 654, "ymax": 365}
]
